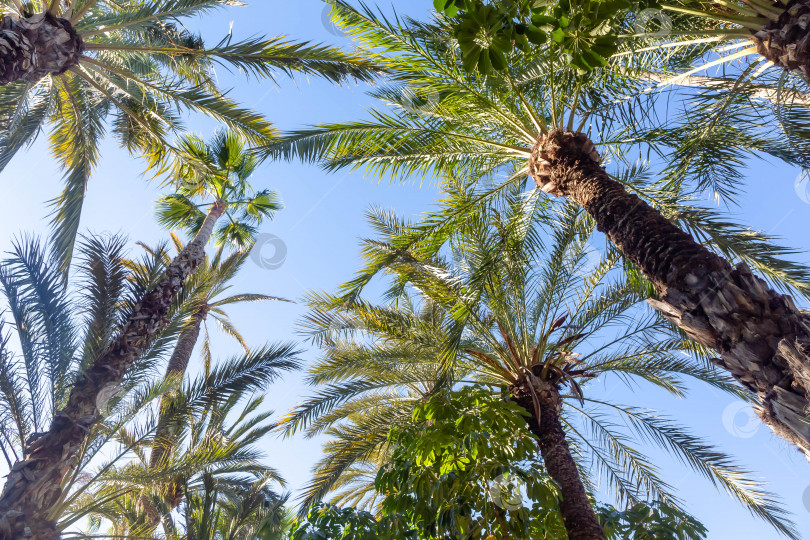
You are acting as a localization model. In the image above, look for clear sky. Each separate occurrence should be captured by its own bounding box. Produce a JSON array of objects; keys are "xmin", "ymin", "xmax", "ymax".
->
[{"xmin": 2, "ymin": 1, "xmax": 810, "ymax": 537}]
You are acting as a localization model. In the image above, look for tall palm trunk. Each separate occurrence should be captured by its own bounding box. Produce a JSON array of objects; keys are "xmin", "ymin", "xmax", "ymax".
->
[
  {"xmin": 750, "ymin": 0, "xmax": 810, "ymax": 80},
  {"xmin": 0, "ymin": 201, "xmax": 225, "ymax": 540},
  {"xmin": 530, "ymin": 130, "xmax": 810, "ymax": 457},
  {"xmin": 149, "ymin": 305, "xmax": 207, "ymax": 470},
  {"xmin": 0, "ymin": 12, "xmax": 83, "ymax": 86},
  {"xmin": 139, "ymin": 305, "xmax": 208, "ymax": 527},
  {"xmin": 511, "ymin": 375, "xmax": 606, "ymax": 540}
]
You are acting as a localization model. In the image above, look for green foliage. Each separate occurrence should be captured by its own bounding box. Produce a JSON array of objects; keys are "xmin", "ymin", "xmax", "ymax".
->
[
  {"xmin": 433, "ymin": 0, "xmax": 628, "ymax": 74},
  {"xmin": 289, "ymin": 503, "xmax": 405, "ymax": 540},
  {"xmin": 0, "ymin": 0, "xmax": 380, "ymax": 272},
  {"xmin": 377, "ymin": 386, "xmax": 567, "ymax": 539},
  {"xmin": 286, "ymin": 188, "xmax": 796, "ymax": 536},
  {"xmin": 598, "ymin": 501, "xmax": 708, "ymax": 539},
  {"xmin": 302, "ymin": 387, "xmax": 706, "ymax": 539}
]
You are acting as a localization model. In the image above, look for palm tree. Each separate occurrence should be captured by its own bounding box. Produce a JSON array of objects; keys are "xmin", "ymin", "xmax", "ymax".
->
[
  {"xmin": 266, "ymin": 2, "xmax": 810, "ymax": 457},
  {"xmin": 0, "ymin": 176, "xmax": 237, "ymax": 537},
  {"xmin": 134, "ymin": 128, "xmax": 286, "ymax": 526},
  {"xmin": 0, "ymin": 233, "xmax": 196, "ymax": 537},
  {"xmin": 157, "ymin": 129, "xmax": 283, "ymax": 251},
  {"xmin": 0, "ymin": 0, "xmax": 378, "ymax": 270},
  {"xmin": 82, "ymin": 348, "xmax": 298, "ymax": 538},
  {"xmin": 657, "ymin": 0, "xmax": 810, "ymax": 80},
  {"xmin": 284, "ymin": 189, "xmax": 795, "ymax": 539},
  {"xmin": 140, "ymin": 239, "xmax": 290, "ymax": 528}
]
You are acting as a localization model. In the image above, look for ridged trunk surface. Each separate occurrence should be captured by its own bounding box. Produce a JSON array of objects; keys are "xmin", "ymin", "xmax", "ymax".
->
[
  {"xmin": 0, "ymin": 12, "xmax": 83, "ymax": 86},
  {"xmin": 750, "ymin": 0, "xmax": 810, "ymax": 80},
  {"xmin": 530, "ymin": 130, "xmax": 810, "ymax": 458},
  {"xmin": 511, "ymin": 375, "xmax": 606, "ymax": 540},
  {"xmin": 139, "ymin": 307, "xmax": 207, "ymax": 527},
  {"xmin": 0, "ymin": 202, "xmax": 225, "ymax": 540}
]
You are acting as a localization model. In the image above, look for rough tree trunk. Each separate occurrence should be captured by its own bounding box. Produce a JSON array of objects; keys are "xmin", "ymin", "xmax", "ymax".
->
[
  {"xmin": 750, "ymin": 0, "xmax": 810, "ymax": 80},
  {"xmin": 511, "ymin": 374, "xmax": 607, "ymax": 540},
  {"xmin": 139, "ymin": 306, "xmax": 208, "ymax": 527},
  {"xmin": 0, "ymin": 201, "xmax": 225, "ymax": 540},
  {"xmin": 529, "ymin": 130, "xmax": 810, "ymax": 458},
  {"xmin": 0, "ymin": 12, "xmax": 83, "ymax": 86}
]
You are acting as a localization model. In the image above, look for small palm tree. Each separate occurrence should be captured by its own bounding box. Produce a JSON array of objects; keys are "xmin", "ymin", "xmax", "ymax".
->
[
  {"xmin": 267, "ymin": 2, "xmax": 810, "ymax": 456},
  {"xmin": 0, "ymin": 0, "xmax": 378, "ymax": 269},
  {"xmin": 156, "ymin": 130, "xmax": 283, "ymax": 251},
  {"xmin": 81, "ymin": 346, "xmax": 299, "ymax": 537},
  {"xmin": 285, "ymin": 190, "xmax": 796, "ymax": 539}
]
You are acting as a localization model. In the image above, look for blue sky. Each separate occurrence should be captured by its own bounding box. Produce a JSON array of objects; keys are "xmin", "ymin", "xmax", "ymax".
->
[{"xmin": 2, "ymin": 0, "xmax": 810, "ymax": 537}]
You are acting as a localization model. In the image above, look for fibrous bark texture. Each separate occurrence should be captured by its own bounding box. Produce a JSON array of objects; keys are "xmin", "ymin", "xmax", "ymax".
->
[
  {"xmin": 751, "ymin": 0, "xmax": 810, "ymax": 80},
  {"xmin": 0, "ymin": 12, "xmax": 83, "ymax": 86},
  {"xmin": 530, "ymin": 130, "xmax": 810, "ymax": 458},
  {"xmin": 0, "ymin": 202, "xmax": 225, "ymax": 540},
  {"xmin": 511, "ymin": 373, "xmax": 607, "ymax": 540},
  {"xmin": 139, "ymin": 306, "xmax": 207, "ymax": 527}
]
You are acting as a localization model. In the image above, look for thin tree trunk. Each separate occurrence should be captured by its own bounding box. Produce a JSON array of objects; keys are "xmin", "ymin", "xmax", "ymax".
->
[
  {"xmin": 0, "ymin": 201, "xmax": 225, "ymax": 540},
  {"xmin": 139, "ymin": 306, "xmax": 207, "ymax": 527},
  {"xmin": 750, "ymin": 0, "xmax": 810, "ymax": 80},
  {"xmin": 530, "ymin": 130, "xmax": 810, "ymax": 457},
  {"xmin": 0, "ymin": 12, "xmax": 83, "ymax": 86},
  {"xmin": 511, "ymin": 376, "xmax": 606, "ymax": 540}
]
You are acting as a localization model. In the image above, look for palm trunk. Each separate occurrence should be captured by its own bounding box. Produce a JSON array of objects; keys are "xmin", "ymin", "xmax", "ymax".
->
[
  {"xmin": 511, "ymin": 376, "xmax": 606, "ymax": 540},
  {"xmin": 0, "ymin": 201, "xmax": 225, "ymax": 540},
  {"xmin": 750, "ymin": 0, "xmax": 810, "ymax": 80},
  {"xmin": 0, "ymin": 12, "xmax": 83, "ymax": 86},
  {"xmin": 139, "ymin": 305, "xmax": 207, "ymax": 527},
  {"xmin": 530, "ymin": 130, "xmax": 810, "ymax": 457}
]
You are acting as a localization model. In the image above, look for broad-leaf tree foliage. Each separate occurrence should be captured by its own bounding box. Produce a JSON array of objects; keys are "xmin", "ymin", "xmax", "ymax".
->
[
  {"xmin": 376, "ymin": 387, "xmax": 710, "ymax": 539},
  {"xmin": 0, "ymin": 0, "xmax": 379, "ymax": 270},
  {"xmin": 377, "ymin": 386, "xmax": 569, "ymax": 539}
]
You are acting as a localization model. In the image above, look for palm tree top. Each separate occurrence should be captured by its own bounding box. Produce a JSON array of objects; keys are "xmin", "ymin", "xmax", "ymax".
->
[
  {"xmin": 157, "ymin": 129, "xmax": 283, "ymax": 249},
  {"xmin": 262, "ymin": 2, "xmax": 810, "ymax": 298}
]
